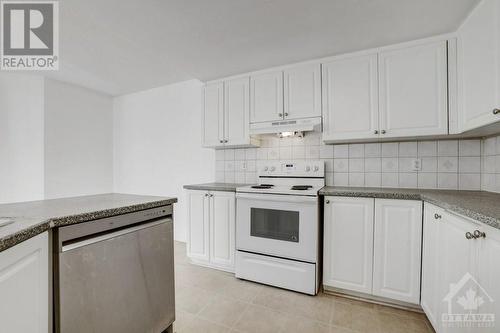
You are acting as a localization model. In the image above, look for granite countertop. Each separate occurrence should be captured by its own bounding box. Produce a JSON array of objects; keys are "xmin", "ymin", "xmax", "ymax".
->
[
  {"xmin": 0, "ymin": 193, "xmax": 177, "ymax": 252},
  {"xmin": 183, "ymin": 182, "xmax": 249, "ymax": 192},
  {"xmin": 320, "ymin": 186, "xmax": 500, "ymax": 230}
]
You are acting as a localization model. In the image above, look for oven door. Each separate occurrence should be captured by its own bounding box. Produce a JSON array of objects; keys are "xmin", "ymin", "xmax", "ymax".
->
[{"xmin": 236, "ymin": 192, "xmax": 318, "ymax": 262}]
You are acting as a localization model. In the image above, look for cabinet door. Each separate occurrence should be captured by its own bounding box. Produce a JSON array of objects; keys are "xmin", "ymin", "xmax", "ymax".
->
[
  {"xmin": 224, "ymin": 77, "xmax": 250, "ymax": 146},
  {"xmin": 0, "ymin": 232, "xmax": 48, "ymax": 333},
  {"xmin": 372, "ymin": 199, "xmax": 422, "ymax": 304},
  {"xmin": 203, "ymin": 82, "xmax": 224, "ymax": 147},
  {"xmin": 323, "ymin": 196, "xmax": 374, "ymax": 294},
  {"xmin": 209, "ymin": 191, "xmax": 235, "ymax": 270},
  {"xmin": 379, "ymin": 41, "xmax": 448, "ymax": 138},
  {"xmin": 322, "ymin": 54, "xmax": 379, "ymax": 141},
  {"xmin": 250, "ymin": 70, "xmax": 283, "ymax": 123},
  {"xmin": 477, "ymin": 225, "xmax": 500, "ymax": 332},
  {"xmin": 438, "ymin": 211, "xmax": 478, "ymax": 333},
  {"xmin": 186, "ymin": 190, "xmax": 210, "ymax": 262},
  {"xmin": 421, "ymin": 203, "xmax": 444, "ymax": 330},
  {"xmin": 457, "ymin": 0, "xmax": 500, "ymax": 131},
  {"xmin": 284, "ymin": 63, "xmax": 321, "ymax": 120}
]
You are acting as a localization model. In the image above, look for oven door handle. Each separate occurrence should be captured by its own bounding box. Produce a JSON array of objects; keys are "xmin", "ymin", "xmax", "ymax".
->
[{"xmin": 236, "ymin": 192, "xmax": 318, "ymax": 203}]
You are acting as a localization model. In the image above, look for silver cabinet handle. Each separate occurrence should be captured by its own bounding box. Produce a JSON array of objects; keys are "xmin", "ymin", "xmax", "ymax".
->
[
  {"xmin": 325, "ymin": 200, "xmax": 330, "ymax": 204},
  {"xmin": 434, "ymin": 213, "xmax": 442, "ymax": 220},
  {"xmin": 381, "ymin": 130, "xmax": 386, "ymax": 134},
  {"xmin": 473, "ymin": 230, "xmax": 486, "ymax": 238},
  {"xmin": 465, "ymin": 232, "xmax": 474, "ymax": 239},
  {"xmin": 374, "ymin": 130, "xmax": 379, "ymax": 134},
  {"xmin": 493, "ymin": 108, "xmax": 500, "ymax": 115}
]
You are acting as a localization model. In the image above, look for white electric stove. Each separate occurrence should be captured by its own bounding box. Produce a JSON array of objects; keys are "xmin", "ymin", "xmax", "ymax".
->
[{"xmin": 235, "ymin": 161, "xmax": 325, "ymax": 295}]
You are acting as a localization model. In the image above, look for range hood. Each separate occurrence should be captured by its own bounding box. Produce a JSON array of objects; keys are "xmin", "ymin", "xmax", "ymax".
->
[{"xmin": 250, "ymin": 117, "xmax": 322, "ymax": 135}]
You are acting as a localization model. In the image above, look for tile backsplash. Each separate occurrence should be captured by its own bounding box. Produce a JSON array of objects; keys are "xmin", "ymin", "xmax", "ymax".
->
[
  {"xmin": 215, "ymin": 132, "xmax": 500, "ymax": 192},
  {"xmin": 481, "ymin": 135, "xmax": 500, "ymax": 193}
]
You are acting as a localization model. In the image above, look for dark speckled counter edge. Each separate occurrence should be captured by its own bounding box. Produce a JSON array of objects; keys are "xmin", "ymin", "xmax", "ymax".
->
[
  {"xmin": 0, "ymin": 198, "xmax": 177, "ymax": 253},
  {"xmin": 319, "ymin": 188, "xmax": 500, "ymax": 230}
]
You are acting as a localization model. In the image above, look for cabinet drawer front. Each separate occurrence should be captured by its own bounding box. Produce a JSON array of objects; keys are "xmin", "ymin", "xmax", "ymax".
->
[{"xmin": 235, "ymin": 251, "xmax": 316, "ymax": 295}]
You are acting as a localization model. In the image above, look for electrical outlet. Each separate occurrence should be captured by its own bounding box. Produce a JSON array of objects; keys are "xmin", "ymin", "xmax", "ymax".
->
[{"xmin": 412, "ymin": 158, "xmax": 422, "ymax": 171}]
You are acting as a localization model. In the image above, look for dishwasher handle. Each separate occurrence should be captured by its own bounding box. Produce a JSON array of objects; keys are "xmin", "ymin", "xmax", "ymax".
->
[{"xmin": 61, "ymin": 218, "xmax": 172, "ymax": 253}]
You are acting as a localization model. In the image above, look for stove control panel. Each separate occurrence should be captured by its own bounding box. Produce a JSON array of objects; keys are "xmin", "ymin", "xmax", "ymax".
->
[{"xmin": 257, "ymin": 161, "xmax": 324, "ymax": 177}]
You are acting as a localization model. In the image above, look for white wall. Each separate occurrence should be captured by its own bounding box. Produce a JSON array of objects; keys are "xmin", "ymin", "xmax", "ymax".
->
[
  {"xmin": 114, "ymin": 79, "xmax": 214, "ymax": 241},
  {"xmin": 44, "ymin": 79, "xmax": 114, "ymax": 199},
  {"xmin": 0, "ymin": 73, "xmax": 45, "ymax": 203}
]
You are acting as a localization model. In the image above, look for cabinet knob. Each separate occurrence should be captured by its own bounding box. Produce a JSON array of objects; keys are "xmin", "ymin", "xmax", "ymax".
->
[
  {"xmin": 278, "ymin": 113, "xmax": 283, "ymax": 117},
  {"xmin": 465, "ymin": 232, "xmax": 474, "ymax": 240},
  {"xmin": 434, "ymin": 213, "xmax": 442, "ymax": 220},
  {"xmin": 325, "ymin": 200, "xmax": 330, "ymax": 204},
  {"xmin": 381, "ymin": 130, "xmax": 386, "ymax": 134},
  {"xmin": 224, "ymin": 140, "xmax": 228, "ymax": 143},
  {"xmin": 284, "ymin": 113, "xmax": 289, "ymax": 117},
  {"xmin": 219, "ymin": 140, "xmax": 223, "ymax": 143},
  {"xmin": 473, "ymin": 230, "xmax": 486, "ymax": 238},
  {"xmin": 493, "ymin": 108, "xmax": 500, "ymax": 115},
  {"xmin": 374, "ymin": 130, "xmax": 379, "ymax": 134},
  {"xmin": 205, "ymin": 193, "xmax": 209, "ymax": 197}
]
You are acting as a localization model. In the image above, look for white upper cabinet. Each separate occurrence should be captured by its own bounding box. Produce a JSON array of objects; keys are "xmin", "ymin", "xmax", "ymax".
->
[
  {"xmin": 203, "ymin": 77, "xmax": 258, "ymax": 148},
  {"xmin": 203, "ymin": 82, "xmax": 224, "ymax": 147},
  {"xmin": 373, "ymin": 199, "xmax": 422, "ymax": 305},
  {"xmin": 457, "ymin": 0, "xmax": 500, "ymax": 132},
  {"xmin": 323, "ymin": 196, "xmax": 374, "ymax": 294},
  {"xmin": 224, "ymin": 77, "xmax": 250, "ymax": 146},
  {"xmin": 0, "ymin": 232, "xmax": 49, "ymax": 333},
  {"xmin": 250, "ymin": 70, "xmax": 284, "ymax": 123},
  {"xmin": 284, "ymin": 63, "xmax": 321, "ymax": 120},
  {"xmin": 378, "ymin": 40, "xmax": 448, "ymax": 138},
  {"xmin": 322, "ymin": 54, "xmax": 379, "ymax": 141}
]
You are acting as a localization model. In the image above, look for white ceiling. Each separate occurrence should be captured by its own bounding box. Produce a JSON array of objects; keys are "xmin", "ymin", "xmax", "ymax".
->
[{"xmin": 45, "ymin": 0, "xmax": 480, "ymax": 96}]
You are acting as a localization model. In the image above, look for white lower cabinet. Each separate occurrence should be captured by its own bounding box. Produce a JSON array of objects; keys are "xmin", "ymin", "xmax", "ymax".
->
[
  {"xmin": 323, "ymin": 197, "xmax": 374, "ymax": 294},
  {"xmin": 186, "ymin": 190, "xmax": 235, "ymax": 272},
  {"xmin": 0, "ymin": 232, "xmax": 49, "ymax": 333},
  {"xmin": 422, "ymin": 203, "xmax": 500, "ymax": 333},
  {"xmin": 373, "ymin": 199, "xmax": 422, "ymax": 304},
  {"xmin": 323, "ymin": 196, "xmax": 422, "ymax": 306}
]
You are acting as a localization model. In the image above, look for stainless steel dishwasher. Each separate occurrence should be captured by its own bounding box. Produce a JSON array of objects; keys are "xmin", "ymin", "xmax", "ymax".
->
[{"xmin": 54, "ymin": 205, "xmax": 175, "ymax": 333}]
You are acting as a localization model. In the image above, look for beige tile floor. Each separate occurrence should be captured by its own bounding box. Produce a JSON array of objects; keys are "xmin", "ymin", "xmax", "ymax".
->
[{"xmin": 173, "ymin": 242, "xmax": 434, "ymax": 333}]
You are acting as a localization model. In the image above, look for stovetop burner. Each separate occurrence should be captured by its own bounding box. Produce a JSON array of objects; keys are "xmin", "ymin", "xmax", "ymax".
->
[
  {"xmin": 291, "ymin": 185, "xmax": 313, "ymax": 191},
  {"xmin": 251, "ymin": 184, "xmax": 274, "ymax": 189}
]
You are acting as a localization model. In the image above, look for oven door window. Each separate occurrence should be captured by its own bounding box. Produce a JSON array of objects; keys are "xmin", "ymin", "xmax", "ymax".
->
[{"xmin": 250, "ymin": 208, "xmax": 299, "ymax": 242}]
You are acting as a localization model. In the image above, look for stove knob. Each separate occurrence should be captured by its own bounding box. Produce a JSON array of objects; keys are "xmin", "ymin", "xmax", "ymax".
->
[
  {"xmin": 313, "ymin": 165, "xmax": 319, "ymax": 172},
  {"xmin": 263, "ymin": 166, "xmax": 269, "ymax": 171},
  {"xmin": 305, "ymin": 166, "xmax": 311, "ymax": 172},
  {"xmin": 270, "ymin": 166, "xmax": 276, "ymax": 172}
]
